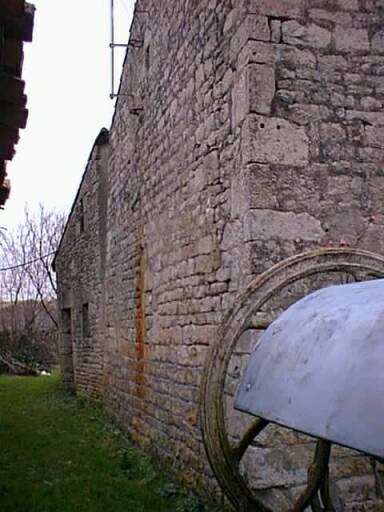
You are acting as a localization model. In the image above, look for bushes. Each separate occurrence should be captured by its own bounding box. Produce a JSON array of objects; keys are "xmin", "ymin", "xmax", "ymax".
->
[
  {"xmin": 0, "ymin": 329, "xmax": 58, "ymax": 375},
  {"xmin": 0, "ymin": 205, "xmax": 66, "ymax": 376}
]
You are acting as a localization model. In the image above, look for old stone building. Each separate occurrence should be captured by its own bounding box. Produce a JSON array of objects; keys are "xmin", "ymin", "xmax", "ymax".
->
[{"xmin": 54, "ymin": 1, "xmax": 384, "ymax": 510}]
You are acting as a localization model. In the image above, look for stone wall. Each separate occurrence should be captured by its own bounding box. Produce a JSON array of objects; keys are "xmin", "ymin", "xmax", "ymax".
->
[
  {"xmin": 55, "ymin": 129, "xmax": 109, "ymax": 399},
  {"xmin": 54, "ymin": 0, "xmax": 384, "ymax": 510}
]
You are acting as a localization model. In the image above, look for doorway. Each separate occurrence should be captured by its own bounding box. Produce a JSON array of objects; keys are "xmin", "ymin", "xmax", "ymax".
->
[{"xmin": 61, "ymin": 308, "xmax": 74, "ymax": 390}]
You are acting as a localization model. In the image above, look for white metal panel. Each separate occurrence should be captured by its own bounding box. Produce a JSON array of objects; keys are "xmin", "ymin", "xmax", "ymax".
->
[{"xmin": 235, "ymin": 279, "xmax": 384, "ymax": 458}]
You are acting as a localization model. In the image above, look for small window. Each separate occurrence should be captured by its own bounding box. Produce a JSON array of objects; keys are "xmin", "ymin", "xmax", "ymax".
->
[
  {"xmin": 79, "ymin": 198, "xmax": 85, "ymax": 233},
  {"xmin": 82, "ymin": 303, "xmax": 90, "ymax": 338}
]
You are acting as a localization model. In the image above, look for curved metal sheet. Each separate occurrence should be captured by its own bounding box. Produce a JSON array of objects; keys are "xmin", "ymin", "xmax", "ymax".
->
[{"xmin": 235, "ymin": 279, "xmax": 384, "ymax": 458}]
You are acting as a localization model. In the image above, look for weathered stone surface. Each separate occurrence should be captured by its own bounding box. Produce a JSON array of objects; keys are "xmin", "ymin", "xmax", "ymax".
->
[
  {"xmin": 248, "ymin": 0, "xmax": 305, "ymax": 17},
  {"xmin": 309, "ymin": 9, "xmax": 352, "ymax": 26},
  {"xmin": 248, "ymin": 40, "xmax": 276, "ymax": 65},
  {"xmin": 244, "ymin": 210, "xmax": 324, "ymax": 243},
  {"xmin": 334, "ymin": 27, "xmax": 370, "ymax": 52},
  {"xmin": 320, "ymin": 122, "xmax": 346, "ymax": 143},
  {"xmin": 366, "ymin": 126, "xmax": 384, "ymax": 148},
  {"xmin": 318, "ymin": 54, "xmax": 348, "ymax": 71},
  {"xmin": 248, "ymin": 15, "xmax": 270, "ymax": 42},
  {"xmin": 270, "ymin": 20, "xmax": 281, "ymax": 43},
  {"xmin": 337, "ymin": 0, "xmax": 359, "ymax": 10},
  {"xmin": 230, "ymin": 14, "xmax": 271, "ymax": 62},
  {"xmin": 278, "ymin": 45, "xmax": 317, "ymax": 68},
  {"xmin": 346, "ymin": 110, "xmax": 384, "ymax": 125},
  {"xmin": 282, "ymin": 21, "xmax": 332, "ymax": 48},
  {"xmin": 232, "ymin": 63, "xmax": 276, "ymax": 124},
  {"xmin": 246, "ymin": 115, "xmax": 309, "ymax": 166},
  {"xmin": 243, "ymin": 442, "xmax": 314, "ymax": 488},
  {"xmin": 360, "ymin": 96, "xmax": 382, "ymax": 111},
  {"xmin": 337, "ymin": 475, "xmax": 378, "ymax": 503},
  {"xmin": 372, "ymin": 29, "xmax": 384, "ymax": 54},
  {"xmin": 249, "ymin": 64, "xmax": 275, "ymax": 115},
  {"xmin": 232, "ymin": 66, "xmax": 249, "ymax": 127}
]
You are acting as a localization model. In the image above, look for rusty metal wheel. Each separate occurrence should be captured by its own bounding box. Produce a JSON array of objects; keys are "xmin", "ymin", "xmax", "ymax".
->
[{"xmin": 200, "ymin": 248, "xmax": 384, "ymax": 512}]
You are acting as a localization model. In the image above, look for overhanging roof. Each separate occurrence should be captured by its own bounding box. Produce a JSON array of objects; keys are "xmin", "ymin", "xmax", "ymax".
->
[{"xmin": 0, "ymin": 0, "xmax": 35, "ymax": 207}]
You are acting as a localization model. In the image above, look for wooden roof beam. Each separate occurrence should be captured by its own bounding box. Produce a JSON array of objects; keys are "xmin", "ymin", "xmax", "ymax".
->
[
  {"xmin": 0, "ymin": 72, "xmax": 26, "ymax": 103},
  {"xmin": 0, "ymin": 1, "xmax": 35, "ymax": 42}
]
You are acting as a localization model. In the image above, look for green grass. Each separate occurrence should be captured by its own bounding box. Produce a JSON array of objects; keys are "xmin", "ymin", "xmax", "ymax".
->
[{"xmin": 0, "ymin": 372, "xmax": 208, "ymax": 512}]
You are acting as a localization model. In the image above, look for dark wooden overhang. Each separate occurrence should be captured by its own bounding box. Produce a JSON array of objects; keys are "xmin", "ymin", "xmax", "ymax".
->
[{"xmin": 0, "ymin": 0, "xmax": 34, "ymax": 207}]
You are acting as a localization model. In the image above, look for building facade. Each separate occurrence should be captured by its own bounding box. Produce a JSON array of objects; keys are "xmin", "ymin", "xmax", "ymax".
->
[{"xmin": 54, "ymin": 1, "xmax": 384, "ymax": 509}]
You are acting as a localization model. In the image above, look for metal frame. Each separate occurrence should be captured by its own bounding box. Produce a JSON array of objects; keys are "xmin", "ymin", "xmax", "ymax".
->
[{"xmin": 110, "ymin": 0, "xmax": 129, "ymax": 99}]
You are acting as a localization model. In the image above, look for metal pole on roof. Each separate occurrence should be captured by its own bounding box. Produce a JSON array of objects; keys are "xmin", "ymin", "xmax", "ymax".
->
[
  {"xmin": 110, "ymin": 0, "xmax": 115, "ymax": 99},
  {"xmin": 109, "ymin": 0, "xmax": 129, "ymax": 99}
]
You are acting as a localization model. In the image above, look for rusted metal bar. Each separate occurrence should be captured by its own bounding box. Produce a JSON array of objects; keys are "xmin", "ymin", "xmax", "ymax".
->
[
  {"xmin": 232, "ymin": 418, "xmax": 269, "ymax": 464},
  {"xmin": 110, "ymin": 0, "xmax": 115, "ymax": 99},
  {"xmin": 292, "ymin": 440, "xmax": 332, "ymax": 512}
]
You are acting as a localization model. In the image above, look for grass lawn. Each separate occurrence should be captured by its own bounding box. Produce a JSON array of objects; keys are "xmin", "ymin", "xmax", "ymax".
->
[{"xmin": 0, "ymin": 372, "xmax": 208, "ymax": 512}]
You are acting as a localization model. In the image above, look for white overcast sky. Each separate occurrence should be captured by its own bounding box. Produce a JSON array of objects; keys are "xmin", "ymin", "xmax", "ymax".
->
[{"xmin": 2, "ymin": 0, "xmax": 135, "ymax": 231}]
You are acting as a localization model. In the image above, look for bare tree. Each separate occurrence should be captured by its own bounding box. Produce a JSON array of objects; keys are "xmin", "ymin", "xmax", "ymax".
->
[
  {"xmin": 21, "ymin": 205, "xmax": 66, "ymax": 328},
  {"xmin": 0, "ymin": 204, "xmax": 66, "ymax": 373},
  {"xmin": 0, "ymin": 223, "xmax": 36, "ymax": 335}
]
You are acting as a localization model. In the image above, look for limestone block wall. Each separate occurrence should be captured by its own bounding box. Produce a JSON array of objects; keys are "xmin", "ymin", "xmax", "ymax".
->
[
  {"xmin": 231, "ymin": 0, "xmax": 384, "ymax": 277},
  {"xmin": 55, "ymin": 0, "xmax": 384, "ymax": 510},
  {"xmin": 102, "ymin": 1, "xmax": 246, "ymax": 492},
  {"xmin": 55, "ymin": 130, "xmax": 109, "ymax": 399}
]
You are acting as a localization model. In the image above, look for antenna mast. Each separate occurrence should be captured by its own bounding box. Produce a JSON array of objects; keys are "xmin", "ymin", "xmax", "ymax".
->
[{"xmin": 109, "ymin": 0, "xmax": 129, "ymax": 99}]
